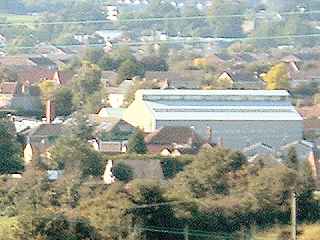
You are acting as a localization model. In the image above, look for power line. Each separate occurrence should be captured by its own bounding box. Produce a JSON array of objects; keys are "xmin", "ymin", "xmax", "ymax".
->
[{"xmin": 1, "ymin": 9, "xmax": 320, "ymax": 26}]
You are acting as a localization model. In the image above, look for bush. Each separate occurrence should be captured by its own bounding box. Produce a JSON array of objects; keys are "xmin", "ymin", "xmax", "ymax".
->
[{"xmin": 112, "ymin": 162, "xmax": 134, "ymax": 182}]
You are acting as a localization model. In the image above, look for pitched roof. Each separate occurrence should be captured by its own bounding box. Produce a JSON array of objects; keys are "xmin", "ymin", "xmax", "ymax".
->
[
  {"xmin": 95, "ymin": 118, "xmax": 135, "ymax": 134},
  {"xmin": 0, "ymin": 56, "xmax": 36, "ymax": 66},
  {"xmin": 145, "ymin": 126, "xmax": 201, "ymax": 145},
  {"xmin": 281, "ymin": 54, "xmax": 302, "ymax": 63},
  {"xmin": 114, "ymin": 159, "xmax": 164, "ymax": 180},
  {"xmin": 297, "ymin": 104, "xmax": 320, "ymax": 119},
  {"xmin": 29, "ymin": 57, "xmax": 57, "ymax": 67},
  {"xmin": 144, "ymin": 70, "xmax": 205, "ymax": 89},
  {"xmin": 0, "ymin": 82, "xmax": 18, "ymax": 94},
  {"xmin": 28, "ymin": 123, "xmax": 63, "ymax": 138},
  {"xmin": 99, "ymin": 141, "xmax": 123, "ymax": 153},
  {"xmin": 221, "ymin": 70, "xmax": 262, "ymax": 83},
  {"xmin": 290, "ymin": 69, "xmax": 320, "ymax": 81},
  {"xmin": 242, "ymin": 142, "xmax": 275, "ymax": 157},
  {"xmin": 12, "ymin": 66, "xmax": 56, "ymax": 85}
]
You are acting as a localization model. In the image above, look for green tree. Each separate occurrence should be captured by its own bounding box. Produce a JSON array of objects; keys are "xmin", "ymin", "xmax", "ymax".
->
[
  {"xmin": 72, "ymin": 62, "xmax": 102, "ymax": 105},
  {"xmin": 117, "ymin": 59, "xmax": 145, "ymax": 83},
  {"xmin": 0, "ymin": 121, "xmax": 24, "ymax": 174},
  {"xmin": 285, "ymin": 146, "xmax": 299, "ymax": 170},
  {"xmin": 83, "ymin": 48, "xmax": 105, "ymax": 64},
  {"xmin": 209, "ymin": 0, "xmax": 246, "ymax": 38},
  {"xmin": 33, "ymin": 214, "xmax": 101, "ymax": 240},
  {"xmin": 112, "ymin": 162, "xmax": 134, "ymax": 182},
  {"xmin": 50, "ymin": 136, "xmax": 104, "ymax": 179},
  {"xmin": 54, "ymin": 87, "xmax": 73, "ymax": 116},
  {"xmin": 127, "ymin": 129, "xmax": 147, "ymax": 154},
  {"xmin": 65, "ymin": 112, "xmax": 94, "ymax": 140},
  {"xmin": 140, "ymin": 56, "xmax": 168, "ymax": 71}
]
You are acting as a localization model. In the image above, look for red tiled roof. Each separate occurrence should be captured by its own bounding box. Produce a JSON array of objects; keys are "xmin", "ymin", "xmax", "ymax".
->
[
  {"xmin": 0, "ymin": 57, "xmax": 36, "ymax": 66},
  {"xmin": 0, "ymin": 82, "xmax": 18, "ymax": 94},
  {"xmin": 145, "ymin": 126, "xmax": 201, "ymax": 145},
  {"xmin": 14, "ymin": 66, "xmax": 56, "ymax": 85},
  {"xmin": 297, "ymin": 104, "xmax": 320, "ymax": 119}
]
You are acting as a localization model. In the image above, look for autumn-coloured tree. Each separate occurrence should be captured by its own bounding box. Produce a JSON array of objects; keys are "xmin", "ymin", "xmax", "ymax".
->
[{"xmin": 263, "ymin": 63, "xmax": 289, "ymax": 90}]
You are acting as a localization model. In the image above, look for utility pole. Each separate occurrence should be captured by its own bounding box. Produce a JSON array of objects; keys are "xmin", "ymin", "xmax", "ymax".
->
[
  {"xmin": 184, "ymin": 225, "xmax": 189, "ymax": 240},
  {"xmin": 291, "ymin": 191, "xmax": 297, "ymax": 240}
]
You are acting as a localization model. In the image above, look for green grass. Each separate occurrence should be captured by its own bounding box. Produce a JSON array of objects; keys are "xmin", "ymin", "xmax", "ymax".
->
[
  {"xmin": 0, "ymin": 216, "xmax": 18, "ymax": 240},
  {"xmin": 0, "ymin": 13, "xmax": 38, "ymax": 23},
  {"xmin": 253, "ymin": 224, "xmax": 320, "ymax": 240}
]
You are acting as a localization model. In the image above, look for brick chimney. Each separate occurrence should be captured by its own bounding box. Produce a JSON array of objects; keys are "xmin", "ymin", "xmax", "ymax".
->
[{"xmin": 46, "ymin": 100, "xmax": 55, "ymax": 124}]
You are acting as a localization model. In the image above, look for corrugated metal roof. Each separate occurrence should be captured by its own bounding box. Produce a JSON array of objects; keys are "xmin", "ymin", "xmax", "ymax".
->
[
  {"xmin": 137, "ymin": 89, "xmax": 290, "ymax": 97},
  {"xmin": 154, "ymin": 111, "xmax": 302, "ymax": 121}
]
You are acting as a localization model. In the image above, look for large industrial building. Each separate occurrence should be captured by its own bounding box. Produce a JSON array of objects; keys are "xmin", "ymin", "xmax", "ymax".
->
[{"xmin": 123, "ymin": 89, "xmax": 303, "ymax": 150}]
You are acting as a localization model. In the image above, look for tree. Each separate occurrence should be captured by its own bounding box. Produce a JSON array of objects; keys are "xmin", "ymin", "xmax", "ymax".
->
[
  {"xmin": 263, "ymin": 63, "xmax": 289, "ymax": 90},
  {"xmin": 83, "ymin": 48, "xmax": 105, "ymax": 64},
  {"xmin": 117, "ymin": 59, "xmax": 145, "ymax": 83},
  {"xmin": 54, "ymin": 87, "xmax": 73, "ymax": 116},
  {"xmin": 209, "ymin": 0, "xmax": 246, "ymax": 38},
  {"xmin": 127, "ymin": 129, "xmax": 147, "ymax": 154},
  {"xmin": 125, "ymin": 80, "xmax": 160, "ymax": 106},
  {"xmin": 33, "ymin": 214, "xmax": 101, "ymax": 240},
  {"xmin": 0, "ymin": 121, "xmax": 24, "ymax": 174},
  {"xmin": 285, "ymin": 146, "xmax": 299, "ymax": 170},
  {"xmin": 72, "ymin": 62, "xmax": 101, "ymax": 104},
  {"xmin": 38, "ymin": 80, "xmax": 58, "ymax": 101},
  {"xmin": 50, "ymin": 136, "xmax": 104, "ymax": 179},
  {"xmin": 65, "ymin": 112, "xmax": 94, "ymax": 140},
  {"xmin": 140, "ymin": 56, "xmax": 169, "ymax": 71},
  {"xmin": 112, "ymin": 162, "xmax": 134, "ymax": 182}
]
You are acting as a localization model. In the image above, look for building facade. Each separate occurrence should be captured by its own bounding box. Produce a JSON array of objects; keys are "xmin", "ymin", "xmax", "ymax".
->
[{"xmin": 123, "ymin": 90, "xmax": 303, "ymax": 150}]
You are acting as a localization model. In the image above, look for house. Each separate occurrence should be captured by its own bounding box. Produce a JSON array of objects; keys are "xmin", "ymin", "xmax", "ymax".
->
[
  {"xmin": 144, "ymin": 70, "xmax": 206, "ymax": 89},
  {"xmin": 0, "ymin": 82, "xmax": 19, "ymax": 108},
  {"xmin": 23, "ymin": 123, "xmax": 63, "ymax": 164},
  {"xmin": 279, "ymin": 140, "xmax": 317, "ymax": 162},
  {"xmin": 0, "ymin": 56, "xmax": 36, "ymax": 66},
  {"xmin": 242, "ymin": 142, "xmax": 275, "ymax": 159},
  {"xmin": 144, "ymin": 126, "xmax": 202, "ymax": 155},
  {"xmin": 297, "ymin": 104, "xmax": 320, "ymax": 119},
  {"xmin": 124, "ymin": 89, "xmax": 303, "ymax": 150},
  {"xmin": 13, "ymin": 66, "xmax": 56, "ymax": 91},
  {"xmin": 281, "ymin": 54, "xmax": 302, "ymax": 73},
  {"xmin": 0, "ymin": 82, "xmax": 18, "ymax": 95},
  {"xmin": 52, "ymin": 70, "xmax": 74, "ymax": 86},
  {"xmin": 289, "ymin": 69, "xmax": 320, "ymax": 87},
  {"xmin": 89, "ymin": 139, "xmax": 127, "ymax": 154},
  {"xmin": 216, "ymin": 70, "xmax": 265, "ymax": 90},
  {"xmin": 97, "ymin": 107, "xmax": 125, "ymax": 119},
  {"xmin": 95, "ymin": 30, "xmax": 126, "ymax": 43},
  {"xmin": 28, "ymin": 56, "xmax": 58, "ymax": 70},
  {"xmin": 95, "ymin": 118, "xmax": 136, "ymax": 141}
]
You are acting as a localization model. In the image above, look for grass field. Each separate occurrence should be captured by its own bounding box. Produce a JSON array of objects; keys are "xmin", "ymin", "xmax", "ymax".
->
[
  {"xmin": 253, "ymin": 224, "xmax": 320, "ymax": 240},
  {"xmin": 0, "ymin": 216, "xmax": 18, "ymax": 240},
  {"xmin": 0, "ymin": 13, "xmax": 38, "ymax": 23}
]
